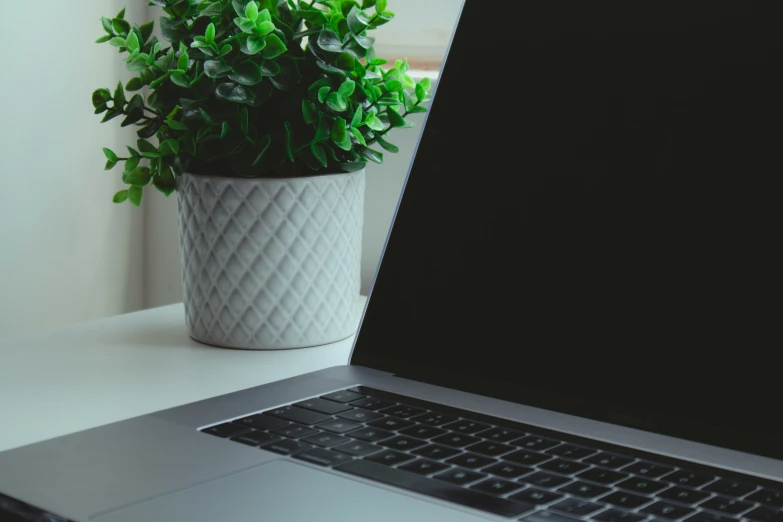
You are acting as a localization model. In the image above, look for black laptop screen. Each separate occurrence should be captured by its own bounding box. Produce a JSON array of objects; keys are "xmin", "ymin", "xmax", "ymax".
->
[{"xmin": 352, "ymin": 0, "xmax": 783, "ymax": 458}]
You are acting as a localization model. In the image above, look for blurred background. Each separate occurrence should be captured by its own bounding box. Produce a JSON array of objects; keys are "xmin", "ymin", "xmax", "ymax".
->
[{"xmin": 0, "ymin": 0, "xmax": 462, "ymax": 337}]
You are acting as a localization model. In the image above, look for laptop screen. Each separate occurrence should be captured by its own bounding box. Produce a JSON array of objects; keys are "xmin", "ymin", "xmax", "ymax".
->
[{"xmin": 352, "ymin": 0, "xmax": 783, "ymax": 459}]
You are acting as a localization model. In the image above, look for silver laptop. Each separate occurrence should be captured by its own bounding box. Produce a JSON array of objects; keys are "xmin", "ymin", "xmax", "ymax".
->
[{"xmin": 2, "ymin": 0, "xmax": 782, "ymax": 520}]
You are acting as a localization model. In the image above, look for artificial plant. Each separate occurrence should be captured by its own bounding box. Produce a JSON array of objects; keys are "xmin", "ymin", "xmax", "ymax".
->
[{"xmin": 92, "ymin": 0, "xmax": 432, "ymax": 206}]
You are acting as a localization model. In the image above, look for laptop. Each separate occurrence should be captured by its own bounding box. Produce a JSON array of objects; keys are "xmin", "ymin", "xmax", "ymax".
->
[{"xmin": 2, "ymin": 0, "xmax": 782, "ymax": 520}]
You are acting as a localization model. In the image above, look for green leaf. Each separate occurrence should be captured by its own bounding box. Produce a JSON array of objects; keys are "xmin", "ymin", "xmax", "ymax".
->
[
  {"xmin": 257, "ymin": 7, "xmax": 272, "ymax": 23},
  {"xmin": 349, "ymin": 127, "xmax": 367, "ymax": 146},
  {"xmin": 221, "ymin": 121, "xmax": 231, "ymax": 139},
  {"xmin": 128, "ymin": 186, "xmax": 143, "ymax": 207},
  {"xmin": 256, "ymin": 20, "xmax": 276, "ymax": 36},
  {"xmin": 127, "ymin": 146, "xmax": 140, "ymax": 158},
  {"xmin": 95, "ymin": 35, "xmax": 112, "ymax": 44},
  {"xmin": 355, "ymin": 144, "xmax": 383, "ymax": 164},
  {"xmin": 101, "ymin": 17, "xmax": 113, "ymax": 35},
  {"xmin": 385, "ymin": 78, "xmax": 402, "ymax": 92},
  {"xmin": 228, "ymin": 61, "xmax": 264, "ymax": 85},
  {"xmin": 376, "ymin": 0, "xmax": 387, "ymax": 12},
  {"xmin": 317, "ymin": 28, "xmax": 344, "ymax": 53},
  {"xmin": 315, "ymin": 112, "xmax": 333, "ymax": 142},
  {"xmin": 153, "ymin": 165, "xmax": 177, "ymax": 197},
  {"xmin": 159, "ymin": 139, "xmax": 180, "ymax": 155},
  {"xmin": 318, "ymin": 86, "xmax": 331, "ymax": 103},
  {"xmin": 101, "ymin": 110, "xmax": 122, "ymax": 123},
  {"xmin": 246, "ymin": 35, "xmax": 266, "ymax": 54},
  {"xmin": 204, "ymin": 60, "xmax": 233, "ymax": 78},
  {"xmin": 200, "ymin": 108, "xmax": 213, "ymax": 125},
  {"xmin": 125, "ymin": 155, "xmax": 140, "ymax": 172},
  {"xmin": 239, "ymin": 108, "xmax": 249, "ymax": 134},
  {"xmin": 137, "ymin": 118, "xmax": 163, "ymax": 139},
  {"xmin": 171, "ymin": 74, "xmax": 190, "ymax": 88},
  {"xmin": 252, "ymin": 135, "xmax": 272, "ymax": 166},
  {"xmin": 234, "ymin": 17, "xmax": 256, "ymax": 33},
  {"xmin": 126, "ymin": 77, "xmax": 144, "ymax": 91},
  {"xmin": 121, "ymin": 94, "xmax": 145, "ymax": 127},
  {"xmin": 206, "ymin": 23, "xmax": 216, "ymax": 44},
  {"xmin": 339, "ymin": 160, "xmax": 367, "ymax": 172},
  {"xmin": 245, "ymin": 0, "xmax": 259, "ymax": 21},
  {"xmin": 232, "ymin": 0, "xmax": 248, "ymax": 17},
  {"xmin": 104, "ymin": 159, "xmax": 118, "ymax": 170},
  {"xmin": 260, "ymin": 60, "xmax": 281, "ymax": 76},
  {"xmin": 407, "ymin": 105, "xmax": 427, "ymax": 114},
  {"xmin": 92, "ymin": 88, "xmax": 111, "ymax": 108},
  {"xmin": 160, "ymin": 17, "xmax": 187, "ymax": 44},
  {"xmin": 351, "ymin": 33, "xmax": 375, "ymax": 49},
  {"xmin": 137, "ymin": 139, "xmax": 157, "ymax": 155},
  {"xmin": 177, "ymin": 51, "xmax": 189, "ymax": 71},
  {"xmin": 302, "ymin": 100, "xmax": 318, "ymax": 124},
  {"xmin": 347, "ymin": 6, "xmax": 371, "ymax": 33},
  {"xmin": 116, "ymin": 7, "xmax": 126, "ymax": 20},
  {"xmin": 113, "ymin": 190, "xmax": 129, "ymax": 204},
  {"xmin": 123, "ymin": 166, "xmax": 152, "ymax": 187},
  {"xmin": 364, "ymin": 112, "xmax": 384, "ymax": 131},
  {"xmin": 308, "ymin": 141, "xmax": 327, "ymax": 167},
  {"xmin": 331, "ymin": 117, "xmax": 352, "ymax": 151},
  {"xmin": 166, "ymin": 119, "xmax": 189, "ymax": 130},
  {"xmin": 415, "ymin": 83, "xmax": 427, "ymax": 104},
  {"xmin": 375, "ymin": 10, "xmax": 394, "ymax": 25},
  {"xmin": 351, "ymin": 106, "xmax": 364, "ymax": 127},
  {"xmin": 140, "ymin": 20, "xmax": 154, "ymax": 43},
  {"xmin": 375, "ymin": 134, "xmax": 399, "ymax": 153},
  {"xmin": 338, "ymin": 80, "xmax": 356, "ymax": 98},
  {"xmin": 125, "ymin": 31, "xmax": 140, "ymax": 53},
  {"xmin": 112, "ymin": 18, "xmax": 131, "ymax": 35},
  {"xmin": 326, "ymin": 92, "xmax": 348, "ymax": 112},
  {"xmin": 220, "ymin": 44, "xmax": 233, "ymax": 56},
  {"xmin": 284, "ymin": 121, "xmax": 295, "ymax": 161},
  {"xmin": 215, "ymin": 82, "xmax": 255, "ymax": 103},
  {"xmin": 296, "ymin": 9, "xmax": 329, "ymax": 24},
  {"xmin": 113, "ymin": 81, "xmax": 126, "ymax": 107},
  {"xmin": 317, "ymin": 60, "xmax": 348, "ymax": 77},
  {"xmin": 361, "ymin": 0, "xmax": 376, "ymax": 7},
  {"xmin": 201, "ymin": 2, "xmax": 225, "ymax": 15},
  {"xmin": 109, "ymin": 37, "xmax": 126, "ymax": 48},
  {"xmin": 419, "ymin": 77, "xmax": 432, "ymax": 91},
  {"xmin": 261, "ymin": 33, "xmax": 287, "ymax": 59}
]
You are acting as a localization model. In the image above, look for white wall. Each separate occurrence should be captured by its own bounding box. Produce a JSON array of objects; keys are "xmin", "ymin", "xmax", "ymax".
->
[
  {"xmin": 0, "ymin": 1, "xmax": 145, "ymax": 336},
  {"xmin": 143, "ymin": 1, "xmax": 462, "ymax": 308}
]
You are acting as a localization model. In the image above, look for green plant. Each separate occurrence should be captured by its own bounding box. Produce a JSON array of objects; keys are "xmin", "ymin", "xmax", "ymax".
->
[{"xmin": 92, "ymin": 0, "xmax": 432, "ymax": 206}]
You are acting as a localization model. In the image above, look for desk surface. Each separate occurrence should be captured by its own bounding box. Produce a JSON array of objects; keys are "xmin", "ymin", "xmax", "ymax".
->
[{"xmin": 0, "ymin": 298, "xmax": 366, "ymax": 453}]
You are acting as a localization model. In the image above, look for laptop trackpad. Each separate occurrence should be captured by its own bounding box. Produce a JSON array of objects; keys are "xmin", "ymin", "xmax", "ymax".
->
[{"xmin": 93, "ymin": 460, "xmax": 488, "ymax": 521}]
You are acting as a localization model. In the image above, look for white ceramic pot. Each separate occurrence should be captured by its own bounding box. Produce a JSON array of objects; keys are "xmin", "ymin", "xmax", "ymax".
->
[{"xmin": 177, "ymin": 170, "xmax": 364, "ymax": 350}]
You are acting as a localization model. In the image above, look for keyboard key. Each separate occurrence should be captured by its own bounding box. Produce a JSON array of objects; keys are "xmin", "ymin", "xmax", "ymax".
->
[
  {"xmin": 411, "ymin": 444, "xmax": 461, "ymax": 460},
  {"xmin": 446, "ymin": 453, "xmax": 496, "ymax": 469},
  {"xmin": 512, "ymin": 436, "xmax": 562, "ymax": 451},
  {"xmin": 315, "ymin": 419, "xmax": 362, "ymax": 434},
  {"xmin": 301, "ymin": 432, "xmax": 349, "ymax": 448},
  {"xmin": 550, "ymin": 498, "xmax": 603, "ymax": 517},
  {"xmin": 336, "ymin": 409, "xmax": 385, "ymax": 423},
  {"xmin": 349, "ymin": 397, "xmax": 396, "ymax": 411},
  {"xmin": 231, "ymin": 431, "xmax": 280, "ymax": 447},
  {"xmin": 484, "ymin": 462, "xmax": 533, "ymax": 479},
  {"xmin": 442, "ymin": 419, "xmax": 491, "ymax": 434},
  {"xmin": 410, "ymin": 412, "xmax": 459, "ymax": 426},
  {"xmin": 510, "ymin": 488, "xmax": 565, "ymax": 505},
  {"xmin": 622, "ymin": 461, "xmax": 674, "ymax": 478},
  {"xmin": 504, "ymin": 449, "xmax": 552, "ymax": 466},
  {"xmin": 265, "ymin": 406, "xmax": 332, "ymax": 426},
  {"xmin": 269, "ymin": 424, "xmax": 320, "ymax": 439},
  {"xmin": 747, "ymin": 490, "xmax": 783, "ymax": 509},
  {"xmin": 519, "ymin": 471, "xmax": 573, "ymax": 489},
  {"xmin": 662, "ymin": 470, "xmax": 714, "ymax": 488},
  {"xmin": 465, "ymin": 440, "xmax": 514, "ymax": 457},
  {"xmin": 379, "ymin": 436, "xmax": 427, "ymax": 451},
  {"xmin": 702, "ymin": 479, "xmax": 757, "ymax": 498},
  {"xmin": 434, "ymin": 467, "xmax": 487, "ymax": 486},
  {"xmin": 333, "ymin": 441, "xmax": 380, "ymax": 457},
  {"xmin": 616, "ymin": 477, "xmax": 668, "ymax": 494},
  {"xmin": 367, "ymin": 417, "xmax": 415, "ymax": 431},
  {"xmin": 337, "ymin": 460, "xmax": 535, "ymax": 518},
  {"xmin": 431, "ymin": 433, "xmax": 481, "ymax": 448},
  {"xmin": 397, "ymin": 458, "xmax": 450, "ymax": 476},
  {"xmin": 201, "ymin": 423, "xmax": 250, "ymax": 439},
  {"xmin": 557, "ymin": 480, "xmax": 611, "ymax": 499},
  {"xmin": 700, "ymin": 496, "xmax": 754, "ymax": 516},
  {"xmin": 398, "ymin": 425, "xmax": 447, "ymax": 440},
  {"xmin": 365, "ymin": 449, "xmax": 415, "ymax": 466},
  {"xmin": 521, "ymin": 511, "xmax": 581, "ymax": 522},
  {"xmin": 576, "ymin": 467, "xmax": 628, "ymax": 485},
  {"xmin": 378, "ymin": 405, "xmax": 426, "ymax": 419},
  {"xmin": 321, "ymin": 390, "xmax": 365, "ymax": 403},
  {"xmin": 232, "ymin": 414, "xmax": 288, "ymax": 431},
  {"xmin": 547, "ymin": 444, "xmax": 597, "ymax": 460},
  {"xmin": 641, "ymin": 501, "xmax": 696, "ymax": 519},
  {"xmin": 293, "ymin": 448, "xmax": 352, "ymax": 467},
  {"xmin": 584, "ymin": 452, "xmax": 635, "ymax": 469},
  {"xmin": 600, "ymin": 491, "xmax": 654, "ymax": 509},
  {"xmin": 347, "ymin": 427, "xmax": 393, "ymax": 443},
  {"xmin": 476, "ymin": 427, "xmax": 525, "ymax": 442},
  {"xmin": 744, "ymin": 506, "xmax": 783, "ymax": 522},
  {"xmin": 684, "ymin": 512, "xmax": 736, "ymax": 522},
  {"xmin": 658, "ymin": 486, "xmax": 711, "ymax": 505},
  {"xmin": 262, "ymin": 439, "xmax": 313, "ymax": 455},
  {"xmin": 538, "ymin": 459, "xmax": 589, "ymax": 475},
  {"xmin": 294, "ymin": 398, "xmax": 353, "ymax": 415},
  {"xmin": 471, "ymin": 478, "xmax": 524, "ymax": 496},
  {"xmin": 593, "ymin": 508, "xmax": 647, "ymax": 522}
]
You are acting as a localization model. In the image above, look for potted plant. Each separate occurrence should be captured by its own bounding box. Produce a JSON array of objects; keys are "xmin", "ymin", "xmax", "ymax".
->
[{"xmin": 91, "ymin": 0, "xmax": 431, "ymax": 350}]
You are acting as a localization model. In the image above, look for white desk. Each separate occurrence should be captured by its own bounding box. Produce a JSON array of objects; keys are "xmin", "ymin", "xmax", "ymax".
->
[{"xmin": 0, "ymin": 298, "xmax": 366, "ymax": 453}]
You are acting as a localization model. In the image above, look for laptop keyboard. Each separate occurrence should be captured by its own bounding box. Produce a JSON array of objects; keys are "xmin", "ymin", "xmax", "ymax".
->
[{"xmin": 201, "ymin": 386, "xmax": 783, "ymax": 521}]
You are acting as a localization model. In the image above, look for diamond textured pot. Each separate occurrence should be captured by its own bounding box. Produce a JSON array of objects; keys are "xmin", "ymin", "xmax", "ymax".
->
[{"xmin": 177, "ymin": 171, "xmax": 364, "ymax": 350}]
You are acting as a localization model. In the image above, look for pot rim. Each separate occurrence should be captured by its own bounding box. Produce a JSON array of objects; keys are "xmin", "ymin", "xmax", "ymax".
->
[{"xmin": 179, "ymin": 170, "xmax": 365, "ymax": 183}]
